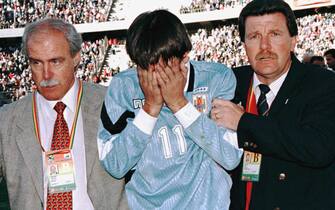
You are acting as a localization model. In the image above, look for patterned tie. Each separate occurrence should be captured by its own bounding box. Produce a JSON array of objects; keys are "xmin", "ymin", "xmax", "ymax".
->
[
  {"xmin": 257, "ymin": 84, "xmax": 270, "ymax": 116},
  {"xmin": 46, "ymin": 101, "xmax": 73, "ymax": 210}
]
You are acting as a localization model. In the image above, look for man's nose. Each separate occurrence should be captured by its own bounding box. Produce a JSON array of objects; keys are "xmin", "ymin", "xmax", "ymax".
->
[
  {"xmin": 260, "ymin": 35, "xmax": 271, "ymax": 50},
  {"xmin": 42, "ymin": 64, "xmax": 53, "ymax": 80}
]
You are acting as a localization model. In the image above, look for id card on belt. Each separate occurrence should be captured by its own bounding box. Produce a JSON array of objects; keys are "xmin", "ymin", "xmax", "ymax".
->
[
  {"xmin": 241, "ymin": 151, "xmax": 262, "ymax": 182},
  {"xmin": 45, "ymin": 149, "xmax": 76, "ymax": 193}
]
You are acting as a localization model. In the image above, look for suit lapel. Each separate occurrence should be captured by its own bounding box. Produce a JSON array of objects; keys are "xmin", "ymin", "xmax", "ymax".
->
[
  {"xmin": 233, "ymin": 66, "xmax": 253, "ymax": 107},
  {"xmin": 268, "ymin": 56, "xmax": 306, "ymax": 116},
  {"xmin": 16, "ymin": 95, "xmax": 44, "ymax": 201},
  {"xmin": 81, "ymin": 84, "xmax": 100, "ymax": 180}
]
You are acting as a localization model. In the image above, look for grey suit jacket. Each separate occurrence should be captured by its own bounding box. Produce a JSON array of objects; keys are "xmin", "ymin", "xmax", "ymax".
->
[{"xmin": 0, "ymin": 82, "xmax": 128, "ymax": 210}]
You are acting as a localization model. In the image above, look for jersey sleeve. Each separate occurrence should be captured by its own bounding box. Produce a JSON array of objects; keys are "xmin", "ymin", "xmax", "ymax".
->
[{"xmin": 97, "ymin": 75, "xmax": 150, "ymax": 179}]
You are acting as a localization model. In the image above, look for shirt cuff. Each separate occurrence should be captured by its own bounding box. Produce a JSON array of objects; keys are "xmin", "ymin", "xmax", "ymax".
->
[
  {"xmin": 223, "ymin": 129, "xmax": 244, "ymax": 151},
  {"xmin": 133, "ymin": 108, "xmax": 157, "ymax": 135},
  {"xmin": 174, "ymin": 102, "xmax": 201, "ymax": 128}
]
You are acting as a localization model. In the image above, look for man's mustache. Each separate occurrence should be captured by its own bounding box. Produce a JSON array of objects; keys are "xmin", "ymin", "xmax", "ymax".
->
[
  {"xmin": 256, "ymin": 52, "xmax": 277, "ymax": 60},
  {"xmin": 40, "ymin": 79, "xmax": 60, "ymax": 87}
]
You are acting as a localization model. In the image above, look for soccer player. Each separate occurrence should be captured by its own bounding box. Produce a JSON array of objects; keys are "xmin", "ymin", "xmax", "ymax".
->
[{"xmin": 98, "ymin": 9, "xmax": 242, "ymax": 210}]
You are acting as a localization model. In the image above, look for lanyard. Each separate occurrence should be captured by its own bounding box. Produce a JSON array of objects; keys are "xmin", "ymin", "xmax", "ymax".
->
[
  {"xmin": 245, "ymin": 79, "xmax": 258, "ymax": 210},
  {"xmin": 246, "ymin": 79, "xmax": 258, "ymax": 115},
  {"xmin": 32, "ymin": 80, "xmax": 83, "ymax": 152}
]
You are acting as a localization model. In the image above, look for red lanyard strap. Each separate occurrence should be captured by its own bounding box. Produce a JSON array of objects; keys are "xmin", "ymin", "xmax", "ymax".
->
[{"xmin": 244, "ymin": 79, "xmax": 258, "ymax": 210}]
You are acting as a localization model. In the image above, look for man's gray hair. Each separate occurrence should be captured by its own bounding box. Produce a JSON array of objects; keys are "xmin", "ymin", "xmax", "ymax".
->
[{"xmin": 21, "ymin": 18, "xmax": 82, "ymax": 57}]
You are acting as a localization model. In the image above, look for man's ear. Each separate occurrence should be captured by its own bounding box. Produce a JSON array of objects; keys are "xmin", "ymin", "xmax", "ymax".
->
[
  {"xmin": 73, "ymin": 52, "xmax": 81, "ymax": 68},
  {"xmin": 290, "ymin": 36, "xmax": 297, "ymax": 52}
]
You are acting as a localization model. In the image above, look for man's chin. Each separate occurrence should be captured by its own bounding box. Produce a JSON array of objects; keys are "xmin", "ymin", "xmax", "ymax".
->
[
  {"xmin": 41, "ymin": 94, "xmax": 62, "ymax": 101},
  {"xmin": 39, "ymin": 88, "xmax": 62, "ymax": 101},
  {"xmin": 255, "ymin": 61, "xmax": 276, "ymax": 70}
]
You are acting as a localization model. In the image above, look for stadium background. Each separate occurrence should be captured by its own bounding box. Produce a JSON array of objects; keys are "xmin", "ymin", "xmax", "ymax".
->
[{"xmin": 0, "ymin": 0, "xmax": 334, "ymax": 209}]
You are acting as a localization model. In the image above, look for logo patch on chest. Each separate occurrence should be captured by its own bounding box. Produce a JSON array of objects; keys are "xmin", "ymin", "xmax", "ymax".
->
[{"xmin": 192, "ymin": 93, "xmax": 208, "ymax": 113}]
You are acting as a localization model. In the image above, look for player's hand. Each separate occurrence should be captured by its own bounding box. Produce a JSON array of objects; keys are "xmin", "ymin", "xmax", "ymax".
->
[
  {"xmin": 138, "ymin": 65, "xmax": 163, "ymax": 117},
  {"xmin": 155, "ymin": 56, "xmax": 189, "ymax": 113}
]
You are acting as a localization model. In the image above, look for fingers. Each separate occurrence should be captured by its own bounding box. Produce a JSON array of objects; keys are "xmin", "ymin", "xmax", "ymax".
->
[
  {"xmin": 155, "ymin": 69, "xmax": 165, "ymax": 88},
  {"xmin": 237, "ymin": 103, "xmax": 244, "ymax": 112},
  {"xmin": 212, "ymin": 98, "xmax": 229, "ymax": 108},
  {"xmin": 138, "ymin": 65, "xmax": 161, "ymax": 96},
  {"xmin": 210, "ymin": 109, "xmax": 219, "ymax": 120},
  {"xmin": 211, "ymin": 106, "xmax": 225, "ymax": 119},
  {"xmin": 137, "ymin": 66, "xmax": 146, "ymax": 87},
  {"xmin": 155, "ymin": 62, "xmax": 169, "ymax": 88},
  {"xmin": 168, "ymin": 57, "xmax": 180, "ymax": 74},
  {"xmin": 155, "ymin": 57, "xmax": 184, "ymax": 87},
  {"xmin": 152, "ymin": 70, "xmax": 159, "ymax": 88},
  {"xmin": 148, "ymin": 65, "xmax": 160, "ymax": 90}
]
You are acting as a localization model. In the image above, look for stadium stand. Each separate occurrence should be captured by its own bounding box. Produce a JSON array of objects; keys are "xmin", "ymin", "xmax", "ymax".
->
[
  {"xmin": 1, "ymin": 8, "xmax": 335, "ymax": 101},
  {"xmin": 0, "ymin": 0, "xmax": 114, "ymax": 29},
  {"xmin": 180, "ymin": 0, "xmax": 252, "ymax": 14}
]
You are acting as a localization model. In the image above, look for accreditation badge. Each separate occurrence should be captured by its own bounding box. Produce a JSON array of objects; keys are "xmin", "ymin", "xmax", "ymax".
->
[
  {"xmin": 45, "ymin": 149, "xmax": 76, "ymax": 194},
  {"xmin": 192, "ymin": 93, "xmax": 208, "ymax": 113},
  {"xmin": 241, "ymin": 151, "xmax": 262, "ymax": 182}
]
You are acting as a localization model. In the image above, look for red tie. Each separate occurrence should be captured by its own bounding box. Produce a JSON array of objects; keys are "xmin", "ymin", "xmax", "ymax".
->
[{"xmin": 46, "ymin": 102, "xmax": 73, "ymax": 209}]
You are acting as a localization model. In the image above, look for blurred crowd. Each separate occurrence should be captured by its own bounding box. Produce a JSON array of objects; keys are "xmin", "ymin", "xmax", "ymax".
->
[
  {"xmin": 0, "ymin": 48, "xmax": 31, "ymax": 101},
  {"xmin": 295, "ymin": 13, "xmax": 335, "ymax": 62},
  {"xmin": 0, "ymin": 0, "xmax": 111, "ymax": 29},
  {"xmin": 189, "ymin": 24, "xmax": 248, "ymax": 68},
  {"xmin": 0, "ymin": 11, "xmax": 334, "ymax": 102},
  {"xmin": 180, "ymin": 0, "xmax": 251, "ymax": 14}
]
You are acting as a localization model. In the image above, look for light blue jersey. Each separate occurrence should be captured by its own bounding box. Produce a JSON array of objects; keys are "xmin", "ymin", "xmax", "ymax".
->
[{"xmin": 98, "ymin": 60, "xmax": 242, "ymax": 210}]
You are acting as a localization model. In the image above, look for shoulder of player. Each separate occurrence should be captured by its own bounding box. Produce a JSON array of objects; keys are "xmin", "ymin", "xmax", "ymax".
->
[{"xmin": 190, "ymin": 60, "xmax": 232, "ymax": 76}]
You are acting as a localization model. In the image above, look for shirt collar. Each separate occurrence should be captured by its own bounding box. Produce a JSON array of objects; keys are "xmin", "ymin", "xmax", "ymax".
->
[
  {"xmin": 184, "ymin": 61, "xmax": 190, "ymax": 92},
  {"xmin": 253, "ymin": 69, "xmax": 289, "ymax": 97},
  {"xmin": 36, "ymin": 78, "xmax": 78, "ymax": 114}
]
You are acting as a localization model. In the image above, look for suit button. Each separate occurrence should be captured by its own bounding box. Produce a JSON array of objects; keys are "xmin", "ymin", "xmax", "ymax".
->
[
  {"xmin": 250, "ymin": 142, "xmax": 257, "ymax": 149},
  {"xmin": 278, "ymin": 173, "xmax": 286, "ymax": 180}
]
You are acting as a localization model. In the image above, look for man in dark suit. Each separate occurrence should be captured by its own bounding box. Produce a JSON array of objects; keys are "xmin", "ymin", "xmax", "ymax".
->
[
  {"xmin": 211, "ymin": 0, "xmax": 335, "ymax": 209},
  {"xmin": 0, "ymin": 18, "xmax": 128, "ymax": 209}
]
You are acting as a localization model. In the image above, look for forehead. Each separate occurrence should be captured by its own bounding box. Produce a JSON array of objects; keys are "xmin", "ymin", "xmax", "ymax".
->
[
  {"xmin": 314, "ymin": 60, "xmax": 325, "ymax": 64},
  {"xmin": 326, "ymin": 54, "xmax": 335, "ymax": 59},
  {"xmin": 27, "ymin": 29, "xmax": 71, "ymax": 57},
  {"xmin": 245, "ymin": 12, "xmax": 288, "ymax": 32}
]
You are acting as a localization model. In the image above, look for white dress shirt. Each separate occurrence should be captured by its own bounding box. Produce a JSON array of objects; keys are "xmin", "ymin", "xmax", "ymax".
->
[
  {"xmin": 36, "ymin": 79, "xmax": 94, "ymax": 210},
  {"xmin": 253, "ymin": 71, "xmax": 288, "ymax": 108}
]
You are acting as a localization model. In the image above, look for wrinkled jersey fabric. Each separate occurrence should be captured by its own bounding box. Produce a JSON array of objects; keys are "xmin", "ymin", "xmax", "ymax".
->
[{"xmin": 98, "ymin": 60, "xmax": 242, "ymax": 210}]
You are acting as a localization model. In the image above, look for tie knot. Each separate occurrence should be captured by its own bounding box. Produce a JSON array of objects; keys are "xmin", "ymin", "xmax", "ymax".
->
[
  {"xmin": 54, "ymin": 101, "xmax": 66, "ymax": 114},
  {"xmin": 258, "ymin": 84, "xmax": 270, "ymax": 94}
]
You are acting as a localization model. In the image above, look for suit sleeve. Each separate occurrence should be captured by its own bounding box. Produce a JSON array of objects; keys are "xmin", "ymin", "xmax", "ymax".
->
[
  {"xmin": 237, "ymin": 75, "xmax": 335, "ymax": 167},
  {"xmin": 97, "ymin": 76, "xmax": 150, "ymax": 179},
  {"xmin": 181, "ymin": 66, "xmax": 242, "ymax": 170}
]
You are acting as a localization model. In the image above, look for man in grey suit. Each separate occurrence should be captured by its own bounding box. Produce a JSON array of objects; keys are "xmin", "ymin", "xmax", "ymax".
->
[{"xmin": 0, "ymin": 18, "xmax": 128, "ymax": 210}]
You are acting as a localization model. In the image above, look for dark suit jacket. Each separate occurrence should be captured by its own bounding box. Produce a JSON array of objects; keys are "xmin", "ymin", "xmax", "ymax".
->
[
  {"xmin": 230, "ymin": 56, "xmax": 335, "ymax": 210},
  {"xmin": 0, "ymin": 82, "xmax": 128, "ymax": 210}
]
